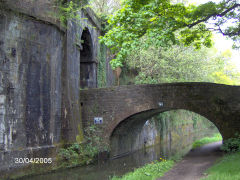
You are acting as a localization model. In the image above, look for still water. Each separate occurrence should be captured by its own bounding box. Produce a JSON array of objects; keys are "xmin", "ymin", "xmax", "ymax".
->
[{"xmin": 23, "ymin": 134, "xmax": 199, "ymax": 180}]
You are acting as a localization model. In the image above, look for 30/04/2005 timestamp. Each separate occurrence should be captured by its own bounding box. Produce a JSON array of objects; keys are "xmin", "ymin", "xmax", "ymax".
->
[{"xmin": 14, "ymin": 158, "xmax": 52, "ymax": 164}]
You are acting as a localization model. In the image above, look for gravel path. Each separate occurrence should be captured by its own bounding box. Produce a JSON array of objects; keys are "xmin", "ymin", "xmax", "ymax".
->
[{"xmin": 158, "ymin": 141, "xmax": 223, "ymax": 180}]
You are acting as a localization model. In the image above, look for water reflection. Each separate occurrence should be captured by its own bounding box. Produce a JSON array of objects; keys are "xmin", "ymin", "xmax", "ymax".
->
[{"xmin": 23, "ymin": 140, "xmax": 194, "ymax": 180}]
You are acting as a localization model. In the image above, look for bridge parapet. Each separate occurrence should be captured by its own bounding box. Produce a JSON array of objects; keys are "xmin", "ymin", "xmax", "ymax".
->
[{"xmin": 80, "ymin": 82, "xmax": 240, "ymax": 147}]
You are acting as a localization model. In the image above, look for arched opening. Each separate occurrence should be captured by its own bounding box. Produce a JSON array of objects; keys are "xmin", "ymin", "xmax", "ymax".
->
[
  {"xmin": 110, "ymin": 109, "xmax": 221, "ymax": 158},
  {"xmin": 80, "ymin": 28, "xmax": 97, "ymax": 89}
]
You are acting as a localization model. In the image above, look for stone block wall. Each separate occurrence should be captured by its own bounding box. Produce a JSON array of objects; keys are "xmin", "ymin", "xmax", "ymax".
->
[
  {"xmin": 0, "ymin": 7, "xmax": 64, "ymax": 172},
  {"xmin": 0, "ymin": 1, "xmax": 113, "ymax": 174}
]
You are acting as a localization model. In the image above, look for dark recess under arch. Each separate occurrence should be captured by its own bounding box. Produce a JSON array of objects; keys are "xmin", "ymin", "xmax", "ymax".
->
[
  {"xmin": 80, "ymin": 28, "xmax": 97, "ymax": 89},
  {"xmin": 110, "ymin": 109, "xmax": 221, "ymax": 158}
]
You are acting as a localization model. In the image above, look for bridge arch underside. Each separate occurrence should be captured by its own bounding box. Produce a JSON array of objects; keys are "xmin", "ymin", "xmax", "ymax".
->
[
  {"xmin": 110, "ymin": 108, "xmax": 222, "ymax": 158},
  {"xmin": 80, "ymin": 83, "xmax": 240, "ymax": 157}
]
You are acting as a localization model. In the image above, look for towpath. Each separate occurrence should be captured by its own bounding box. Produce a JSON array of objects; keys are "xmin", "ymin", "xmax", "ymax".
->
[{"xmin": 158, "ymin": 141, "xmax": 223, "ymax": 180}]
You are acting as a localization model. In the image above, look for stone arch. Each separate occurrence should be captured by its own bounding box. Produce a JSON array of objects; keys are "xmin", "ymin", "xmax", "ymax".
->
[
  {"xmin": 109, "ymin": 108, "xmax": 221, "ymax": 157},
  {"xmin": 80, "ymin": 28, "xmax": 97, "ymax": 89},
  {"xmin": 80, "ymin": 83, "xmax": 240, "ymax": 153}
]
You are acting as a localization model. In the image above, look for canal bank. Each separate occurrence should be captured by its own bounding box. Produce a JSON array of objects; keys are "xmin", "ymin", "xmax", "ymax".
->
[{"xmin": 17, "ymin": 129, "xmax": 218, "ymax": 180}]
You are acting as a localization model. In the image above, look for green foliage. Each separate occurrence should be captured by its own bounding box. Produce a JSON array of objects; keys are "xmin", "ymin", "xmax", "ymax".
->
[
  {"xmin": 97, "ymin": 14, "xmax": 111, "ymax": 33},
  {"xmin": 201, "ymin": 152, "xmax": 240, "ymax": 180},
  {"xmin": 101, "ymin": 0, "xmax": 240, "ymax": 68},
  {"xmin": 152, "ymin": 110, "xmax": 219, "ymax": 146},
  {"xmin": 221, "ymin": 134, "xmax": 240, "ymax": 153},
  {"xmin": 57, "ymin": 125, "xmax": 108, "ymax": 167},
  {"xmin": 190, "ymin": 0, "xmax": 240, "ymax": 49},
  {"xmin": 111, "ymin": 159, "xmax": 174, "ymax": 180},
  {"xmin": 211, "ymin": 71, "xmax": 240, "ymax": 85},
  {"xmin": 57, "ymin": 142, "xmax": 98, "ymax": 167},
  {"xmin": 192, "ymin": 113, "xmax": 216, "ymax": 130},
  {"xmin": 192, "ymin": 133, "xmax": 222, "ymax": 149},
  {"xmin": 157, "ymin": 110, "xmax": 194, "ymax": 128},
  {"xmin": 55, "ymin": 0, "xmax": 88, "ymax": 27},
  {"xmin": 90, "ymin": 0, "xmax": 121, "ymax": 16},
  {"xmin": 82, "ymin": 124, "xmax": 109, "ymax": 151},
  {"xmin": 155, "ymin": 110, "xmax": 207, "ymax": 130},
  {"xmin": 100, "ymin": 0, "xmax": 193, "ymax": 67},
  {"xmin": 189, "ymin": 2, "xmax": 218, "ymax": 18},
  {"xmin": 124, "ymin": 41, "xmax": 240, "ymax": 85},
  {"xmin": 118, "ymin": 66, "xmax": 137, "ymax": 85},
  {"xmin": 126, "ymin": 43, "xmax": 218, "ymax": 84}
]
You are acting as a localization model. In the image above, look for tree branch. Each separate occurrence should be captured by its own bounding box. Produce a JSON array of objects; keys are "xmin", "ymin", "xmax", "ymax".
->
[
  {"xmin": 187, "ymin": 3, "xmax": 240, "ymax": 28},
  {"xmin": 208, "ymin": 25, "xmax": 240, "ymax": 37}
]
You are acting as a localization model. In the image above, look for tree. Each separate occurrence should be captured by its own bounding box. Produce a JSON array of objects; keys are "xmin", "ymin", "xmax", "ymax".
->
[
  {"xmin": 89, "ymin": 0, "xmax": 121, "ymax": 15},
  {"xmin": 100, "ymin": 0, "xmax": 240, "ymax": 69},
  {"xmin": 125, "ymin": 38, "xmax": 240, "ymax": 85},
  {"xmin": 187, "ymin": 1, "xmax": 240, "ymax": 40}
]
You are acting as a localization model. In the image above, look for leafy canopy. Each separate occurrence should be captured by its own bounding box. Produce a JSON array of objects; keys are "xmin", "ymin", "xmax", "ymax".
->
[
  {"xmin": 125, "ymin": 38, "xmax": 240, "ymax": 85},
  {"xmin": 100, "ymin": 0, "xmax": 240, "ymax": 69}
]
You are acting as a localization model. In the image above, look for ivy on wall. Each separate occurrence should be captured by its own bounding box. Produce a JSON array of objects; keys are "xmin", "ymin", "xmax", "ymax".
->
[
  {"xmin": 97, "ymin": 43, "xmax": 107, "ymax": 88},
  {"xmin": 55, "ymin": 0, "xmax": 88, "ymax": 28},
  {"xmin": 153, "ymin": 110, "xmax": 218, "ymax": 142},
  {"xmin": 54, "ymin": 0, "xmax": 109, "ymax": 88}
]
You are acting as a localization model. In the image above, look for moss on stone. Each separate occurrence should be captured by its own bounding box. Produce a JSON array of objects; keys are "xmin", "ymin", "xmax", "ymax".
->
[
  {"xmin": 97, "ymin": 43, "xmax": 107, "ymax": 88},
  {"xmin": 76, "ymin": 124, "xmax": 84, "ymax": 144}
]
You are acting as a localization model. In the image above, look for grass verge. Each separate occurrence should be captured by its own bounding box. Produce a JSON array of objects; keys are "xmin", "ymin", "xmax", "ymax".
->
[
  {"xmin": 111, "ymin": 158, "xmax": 174, "ymax": 180},
  {"xmin": 201, "ymin": 152, "xmax": 240, "ymax": 180},
  {"xmin": 192, "ymin": 133, "xmax": 222, "ymax": 149},
  {"xmin": 111, "ymin": 133, "xmax": 223, "ymax": 180}
]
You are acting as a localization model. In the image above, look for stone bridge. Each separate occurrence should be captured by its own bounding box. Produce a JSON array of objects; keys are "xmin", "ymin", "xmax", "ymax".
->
[{"xmin": 80, "ymin": 82, "xmax": 240, "ymax": 155}]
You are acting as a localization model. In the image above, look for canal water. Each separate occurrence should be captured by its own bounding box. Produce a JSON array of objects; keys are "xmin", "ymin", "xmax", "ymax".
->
[{"xmin": 22, "ymin": 132, "xmax": 211, "ymax": 180}]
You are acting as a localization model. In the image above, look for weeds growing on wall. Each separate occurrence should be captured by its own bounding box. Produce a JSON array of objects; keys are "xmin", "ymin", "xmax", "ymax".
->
[
  {"xmin": 55, "ymin": 0, "xmax": 88, "ymax": 27},
  {"xmin": 97, "ymin": 43, "xmax": 107, "ymax": 87},
  {"xmin": 57, "ymin": 124, "xmax": 109, "ymax": 167},
  {"xmin": 155, "ymin": 110, "xmax": 215, "ymax": 133},
  {"xmin": 57, "ymin": 142, "xmax": 97, "ymax": 167}
]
